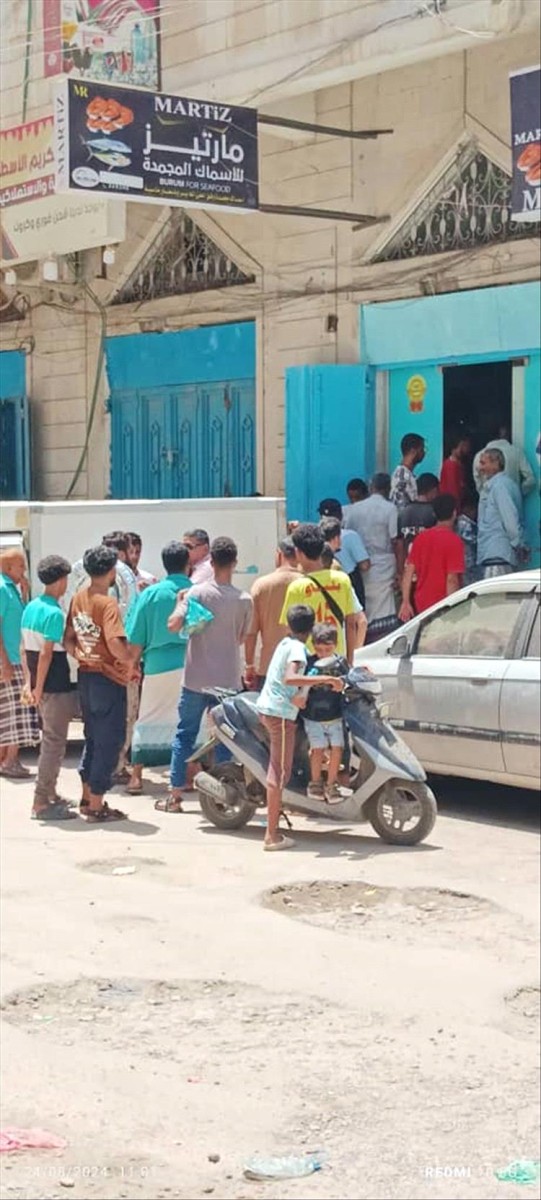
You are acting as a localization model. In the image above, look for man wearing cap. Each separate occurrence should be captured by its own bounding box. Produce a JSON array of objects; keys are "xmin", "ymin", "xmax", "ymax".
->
[{"xmin": 318, "ymin": 498, "xmax": 370, "ymax": 607}]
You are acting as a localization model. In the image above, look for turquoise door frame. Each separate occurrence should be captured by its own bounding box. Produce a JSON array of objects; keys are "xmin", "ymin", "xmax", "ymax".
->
[
  {"xmin": 361, "ymin": 283, "xmax": 541, "ymax": 564},
  {"xmin": 0, "ymin": 349, "xmax": 30, "ymax": 500}
]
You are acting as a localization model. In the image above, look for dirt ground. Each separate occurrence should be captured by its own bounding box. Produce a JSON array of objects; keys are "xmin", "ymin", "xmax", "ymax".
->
[{"xmin": 0, "ymin": 752, "xmax": 539, "ymax": 1200}]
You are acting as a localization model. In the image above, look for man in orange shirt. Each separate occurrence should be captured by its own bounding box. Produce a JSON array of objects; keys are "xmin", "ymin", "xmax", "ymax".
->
[
  {"xmin": 65, "ymin": 545, "xmax": 137, "ymax": 822},
  {"xmin": 244, "ymin": 537, "xmax": 299, "ymax": 688}
]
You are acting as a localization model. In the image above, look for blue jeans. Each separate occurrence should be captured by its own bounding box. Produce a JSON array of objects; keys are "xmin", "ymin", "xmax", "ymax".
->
[
  {"xmin": 78, "ymin": 672, "xmax": 127, "ymax": 796},
  {"xmin": 170, "ymin": 687, "xmax": 230, "ymax": 789}
]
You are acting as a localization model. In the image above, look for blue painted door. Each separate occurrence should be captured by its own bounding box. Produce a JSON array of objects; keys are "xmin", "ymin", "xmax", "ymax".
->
[
  {"xmin": 388, "ymin": 365, "xmax": 443, "ymax": 477},
  {"xmin": 286, "ymin": 365, "xmax": 375, "ymax": 521},
  {"xmin": 0, "ymin": 350, "xmax": 30, "ymax": 500},
  {"xmin": 110, "ymin": 380, "xmax": 256, "ymax": 499},
  {"xmin": 107, "ymin": 323, "xmax": 256, "ymax": 500}
]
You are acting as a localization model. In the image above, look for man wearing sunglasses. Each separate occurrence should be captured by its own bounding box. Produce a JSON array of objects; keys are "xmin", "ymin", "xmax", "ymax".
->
[{"xmin": 183, "ymin": 530, "xmax": 213, "ymax": 585}]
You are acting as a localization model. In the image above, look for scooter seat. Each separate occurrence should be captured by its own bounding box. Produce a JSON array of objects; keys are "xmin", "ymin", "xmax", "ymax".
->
[{"xmin": 227, "ymin": 692, "xmax": 269, "ymax": 746}]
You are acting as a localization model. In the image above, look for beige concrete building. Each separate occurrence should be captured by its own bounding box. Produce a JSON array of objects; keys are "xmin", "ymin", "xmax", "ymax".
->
[{"xmin": 0, "ymin": 0, "xmax": 539, "ymax": 510}]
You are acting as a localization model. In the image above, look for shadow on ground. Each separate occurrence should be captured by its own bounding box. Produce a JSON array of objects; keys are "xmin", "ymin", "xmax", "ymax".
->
[{"xmin": 430, "ymin": 775, "xmax": 540, "ymax": 832}]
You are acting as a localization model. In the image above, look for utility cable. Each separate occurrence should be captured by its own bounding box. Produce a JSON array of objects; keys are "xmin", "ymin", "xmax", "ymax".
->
[
  {"xmin": 65, "ymin": 278, "xmax": 107, "ymax": 499},
  {"xmin": 20, "ymin": 0, "xmax": 33, "ymax": 122}
]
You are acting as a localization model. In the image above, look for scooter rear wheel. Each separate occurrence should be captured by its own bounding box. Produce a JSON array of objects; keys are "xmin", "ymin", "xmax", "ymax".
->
[
  {"xmin": 366, "ymin": 781, "xmax": 437, "ymax": 845},
  {"xmin": 197, "ymin": 763, "xmax": 257, "ymax": 831}
]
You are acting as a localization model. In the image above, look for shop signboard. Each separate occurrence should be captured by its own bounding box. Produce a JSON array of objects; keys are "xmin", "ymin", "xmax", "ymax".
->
[
  {"xmin": 44, "ymin": 0, "xmax": 160, "ymax": 89},
  {"xmin": 510, "ymin": 65, "xmax": 540, "ymax": 223},
  {"xmin": 0, "ymin": 112, "xmax": 125, "ymax": 264},
  {"xmin": 0, "ymin": 117, "xmax": 56, "ymax": 209},
  {"xmin": 55, "ymin": 79, "xmax": 259, "ymax": 212},
  {"xmin": 1, "ymin": 194, "xmax": 125, "ymax": 267}
]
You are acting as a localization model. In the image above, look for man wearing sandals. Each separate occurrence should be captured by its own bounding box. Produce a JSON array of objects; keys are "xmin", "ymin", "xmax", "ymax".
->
[
  {"xmin": 165, "ymin": 537, "xmax": 253, "ymax": 813},
  {"xmin": 0, "ymin": 548, "xmax": 40, "ymax": 777},
  {"xmin": 21, "ymin": 556, "xmax": 79, "ymax": 821},
  {"xmin": 65, "ymin": 545, "xmax": 138, "ymax": 822}
]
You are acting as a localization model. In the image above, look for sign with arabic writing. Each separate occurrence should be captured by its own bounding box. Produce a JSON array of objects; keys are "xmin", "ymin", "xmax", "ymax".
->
[
  {"xmin": 510, "ymin": 65, "xmax": 540, "ymax": 223},
  {"xmin": 1, "ymin": 194, "xmax": 125, "ymax": 267},
  {"xmin": 55, "ymin": 79, "xmax": 259, "ymax": 212},
  {"xmin": 0, "ymin": 117, "xmax": 56, "ymax": 209},
  {"xmin": 43, "ymin": 0, "xmax": 160, "ymax": 90}
]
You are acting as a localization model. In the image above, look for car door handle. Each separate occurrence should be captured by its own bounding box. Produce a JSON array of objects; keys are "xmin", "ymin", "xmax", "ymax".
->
[{"xmin": 470, "ymin": 677, "xmax": 490, "ymax": 685}]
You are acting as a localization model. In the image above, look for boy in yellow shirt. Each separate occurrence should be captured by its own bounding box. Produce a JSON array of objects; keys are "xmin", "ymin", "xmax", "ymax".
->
[{"xmin": 279, "ymin": 524, "xmax": 357, "ymax": 663}]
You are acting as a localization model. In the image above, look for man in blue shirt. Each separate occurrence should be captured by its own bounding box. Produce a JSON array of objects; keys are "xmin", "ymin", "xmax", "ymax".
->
[
  {"xmin": 126, "ymin": 541, "xmax": 192, "ymax": 794},
  {"xmin": 21, "ymin": 555, "xmax": 78, "ymax": 820},
  {"xmin": 318, "ymin": 499, "xmax": 370, "ymax": 607},
  {"xmin": 477, "ymin": 448, "xmax": 528, "ymax": 577},
  {"xmin": 0, "ymin": 548, "xmax": 39, "ymax": 777}
]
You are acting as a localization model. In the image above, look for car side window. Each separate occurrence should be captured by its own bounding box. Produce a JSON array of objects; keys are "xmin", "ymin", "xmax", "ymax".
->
[
  {"xmin": 416, "ymin": 593, "xmax": 525, "ymax": 658},
  {"xmin": 524, "ymin": 604, "xmax": 540, "ymax": 658}
]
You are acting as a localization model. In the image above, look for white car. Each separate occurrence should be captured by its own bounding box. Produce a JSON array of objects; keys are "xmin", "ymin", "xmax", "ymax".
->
[{"xmin": 355, "ymin": 571, "xmax": 540, "ymax": 790}]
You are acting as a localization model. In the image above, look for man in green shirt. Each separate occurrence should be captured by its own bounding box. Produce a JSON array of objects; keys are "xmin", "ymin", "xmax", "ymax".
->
[{"xmin": 126, "ymin": 541, "xmax": 191, "ymax": 794}]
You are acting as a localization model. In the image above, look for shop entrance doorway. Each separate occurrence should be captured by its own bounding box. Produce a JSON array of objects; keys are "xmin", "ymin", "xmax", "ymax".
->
[{"xmin": 442, "ymin": 360, "xmax": 512, "ymax": 458}]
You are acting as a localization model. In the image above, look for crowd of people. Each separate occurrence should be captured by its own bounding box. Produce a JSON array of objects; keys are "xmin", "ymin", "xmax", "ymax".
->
[{"xmin": 0, "ymin": 422, "xmax": 533, "ymax": 849}]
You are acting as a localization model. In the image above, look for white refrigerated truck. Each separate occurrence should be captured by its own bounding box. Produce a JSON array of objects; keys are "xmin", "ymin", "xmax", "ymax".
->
[{"xmin": 0, "ymin": 497, "xmax": 286, "ymax": 593}]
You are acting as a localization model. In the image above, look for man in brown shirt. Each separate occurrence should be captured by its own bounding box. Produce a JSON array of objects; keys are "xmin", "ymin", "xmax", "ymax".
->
[
  {"xmin": 244, "ymin": 537, "xmax": 299, "ymax": 687},
  {"xmin": 65, "ymin": 545, "xmax": 136, "ymax": 821}
]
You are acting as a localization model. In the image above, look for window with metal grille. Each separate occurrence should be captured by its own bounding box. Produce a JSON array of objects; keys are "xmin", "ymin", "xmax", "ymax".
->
[
  {"xmin": 374, "ymin": 148, "xmax": 541, "ymax": 262},
  {"xmin": 111, "ymin": 211, "xmax": 255, "ymax": 305}
]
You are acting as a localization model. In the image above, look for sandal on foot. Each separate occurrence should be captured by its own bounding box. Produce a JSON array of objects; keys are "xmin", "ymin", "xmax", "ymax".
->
[
  {"xmin": 85, "ymin": 802, "xmax": 127, "ymax": 822},
  {"xmin": 264, "ymin": 835, "xmax": 294, "ymax": 851},
  {"xmin": 326, "ymin": 783, "xmax": 353, "ymax": 805},
  {"xmin": 32, "ymin": 802, "xmax": 78, "ymax": 821},
  {"xmin": 1, "ymin": 762, "xmax": 32, "ymax": 779},
  {"xmin": 154, "ymin": 797, "xmax": 184, "ymax": 813},
  {"xmin": 127, "ymin": 782, "xmax": 144, "ymax": 795},
  {"xmin": 112, "ymin": 767, "xmax": 131, "ymax": 784}
]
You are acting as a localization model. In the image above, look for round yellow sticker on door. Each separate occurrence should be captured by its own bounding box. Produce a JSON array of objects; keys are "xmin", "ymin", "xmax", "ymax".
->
[{"xmin": 406, "ymin": 374, "xmax": 427, "ymax": 412}]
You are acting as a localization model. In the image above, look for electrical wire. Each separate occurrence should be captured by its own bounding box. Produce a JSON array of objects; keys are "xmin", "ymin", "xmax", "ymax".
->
[
  {"xmin": 20, "ymin": 0, "xmax": 33, "ymax": 122},
  {"xmin": 418, "ymin": 0, "xmax": 496, "ymax": 39},
  {"xmin": 0, "ymin": 0, "xmax": 403, "ymax": 58},
  {"xmin": 0, "ymin": 2, "xmax": 167, "ymax": 61},
  {"xmin": 64, "ymin": 278, "xmax": 107, "ymax": 499},
  {"xmin": 240, "ymin": 3, "xmax": 426, "ymax": 105}
]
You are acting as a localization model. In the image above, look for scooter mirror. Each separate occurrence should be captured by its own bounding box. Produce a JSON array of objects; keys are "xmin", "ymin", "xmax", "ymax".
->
[{"xmin": 388, "ymin": 634, "xmax": 410, "ymax": 658}]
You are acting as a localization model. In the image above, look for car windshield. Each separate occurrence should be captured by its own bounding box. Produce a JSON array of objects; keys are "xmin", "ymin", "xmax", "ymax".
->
[{"xmin": 416, "ymin": 592, "xmax": 525, "ymax": 658}]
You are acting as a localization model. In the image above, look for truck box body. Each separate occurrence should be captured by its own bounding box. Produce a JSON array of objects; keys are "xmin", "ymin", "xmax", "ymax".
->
[{"xmin": 0, "ymin": 498, "xmax": 286, "ymax": 595}]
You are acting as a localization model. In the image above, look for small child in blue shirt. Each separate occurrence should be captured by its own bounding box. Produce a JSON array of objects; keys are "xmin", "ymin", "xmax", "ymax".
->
[{"xmin": 303, "ymin": 622, "xmax": 352, "ymax": 804}]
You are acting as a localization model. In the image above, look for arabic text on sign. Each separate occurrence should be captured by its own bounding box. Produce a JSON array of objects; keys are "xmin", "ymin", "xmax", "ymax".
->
[{"xmin": 143, "ymin": 125, "xmax": 245, "ymax": 165}]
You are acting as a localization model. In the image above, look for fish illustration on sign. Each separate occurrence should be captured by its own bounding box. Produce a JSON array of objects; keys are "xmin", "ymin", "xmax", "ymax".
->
[
  {"xmin": 80, "ymin": 135, "xmax": 131, "ymax": 170},
  {"xmin": 85, "ymin": 137, "xmax": 131, "ymax": 154}
]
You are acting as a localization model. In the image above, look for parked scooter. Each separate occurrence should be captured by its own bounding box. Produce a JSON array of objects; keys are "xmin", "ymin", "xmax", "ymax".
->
[{"xmin": 191, "ymin": 658, "xmax": 437, "ymax": 846}]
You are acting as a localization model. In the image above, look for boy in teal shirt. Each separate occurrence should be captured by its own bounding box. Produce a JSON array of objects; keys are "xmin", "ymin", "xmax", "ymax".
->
[{"xmin": 21, "ymin": 555, "xmax": 78, "ymax": 820}]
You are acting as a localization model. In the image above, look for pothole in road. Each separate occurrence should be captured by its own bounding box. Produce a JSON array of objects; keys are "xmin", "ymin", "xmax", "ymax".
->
[
  {"xmin": 0, "ymin": 977, "xmax": 344, "ymax": 1057},
  {"xmin": 505, "ymin": 986, "xmax": 540, "ymax": 1040},
  {"xmin": 262, "ymin": 880, "xmax": 498, "ymax": 935},
  {"xmin": 78, "ymin": 856, "xmax": 165, "ymax": 875}
]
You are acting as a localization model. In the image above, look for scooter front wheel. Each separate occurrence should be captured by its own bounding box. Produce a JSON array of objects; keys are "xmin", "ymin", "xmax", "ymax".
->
[
  {"xmin": 197, "ymin": 763, "xmax": 257, "ymax": 831},
  {"xmin": 366, "ymin": 781, "xmax": 437, "ymax": 845}
]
